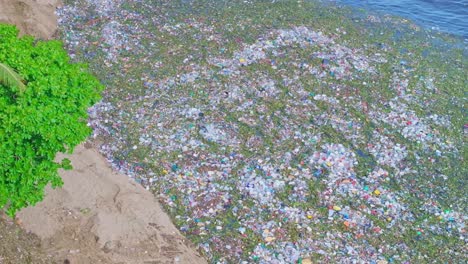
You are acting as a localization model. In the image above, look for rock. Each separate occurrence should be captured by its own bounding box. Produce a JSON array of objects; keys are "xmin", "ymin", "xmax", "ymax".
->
[{"xmin": 102, "ymin": 240, "xmax": 121, "ymax": 253}]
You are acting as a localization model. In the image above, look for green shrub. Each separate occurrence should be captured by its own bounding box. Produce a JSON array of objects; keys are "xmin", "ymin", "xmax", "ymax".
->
[{"xmin": 0, "ymin": 24, "xmax": 103, "ymax": 216}]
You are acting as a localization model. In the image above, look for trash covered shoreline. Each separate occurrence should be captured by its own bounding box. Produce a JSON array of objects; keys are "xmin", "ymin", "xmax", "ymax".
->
[{"xmin": 58, "ymin": 0, "xmax": 466, "ymax": 263}]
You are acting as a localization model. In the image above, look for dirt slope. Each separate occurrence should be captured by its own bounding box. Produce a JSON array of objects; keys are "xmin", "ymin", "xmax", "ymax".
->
[
  {"xmin": 17, "ymin": 144, "xmax": 206, "ymax": 264},
  {"xmin": 0, "ymin": 0, "xmax": 61, "ymax": 39}
]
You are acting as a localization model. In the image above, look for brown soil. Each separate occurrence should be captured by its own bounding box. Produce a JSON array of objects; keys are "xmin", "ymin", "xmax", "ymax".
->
[
  {"xmin": 17, "ymin": 144, "xmax": 206, "ymax": 264},
  {"xmin": 0, "ymin": 0, "xmax": 61, "ymax": 39},
  {"xmin": 0, "ymin": 213, "xmax": 52, "ymax": 264}
]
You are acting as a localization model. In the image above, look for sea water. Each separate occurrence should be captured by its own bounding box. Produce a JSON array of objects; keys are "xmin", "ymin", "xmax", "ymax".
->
[{"xmin": 328, "ymin": 0, "xmax": 468, "ymax": 39}]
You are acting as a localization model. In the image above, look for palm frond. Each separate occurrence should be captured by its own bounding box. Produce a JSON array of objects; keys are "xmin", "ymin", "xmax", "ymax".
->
[{"xmin": 0, "ymin": 62, "xmax": 26, "ymax": 93}]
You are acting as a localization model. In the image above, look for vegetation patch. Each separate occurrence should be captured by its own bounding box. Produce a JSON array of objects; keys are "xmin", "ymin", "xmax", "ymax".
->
[{"xmin": 0, "ymin": 24, "xmax": 103, "ymax": 216}]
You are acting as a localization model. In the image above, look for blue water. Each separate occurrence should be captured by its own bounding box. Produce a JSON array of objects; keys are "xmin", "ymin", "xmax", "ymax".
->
[{"xmin": 327, "ymin": 0, "xmax": 468, "ymax": 39}]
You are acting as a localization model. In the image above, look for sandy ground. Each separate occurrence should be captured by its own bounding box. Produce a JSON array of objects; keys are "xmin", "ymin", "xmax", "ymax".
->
[
  {"xmin": 0, "ymin": 0, "xmax": 61, "ymax": 39},
  {"xmin": 17, "ymin": 144, "xmax": 206, "ymax": 264},
  {"xmin": 1, "ymin": 1, "xmax": 206, "ymax": 263}
]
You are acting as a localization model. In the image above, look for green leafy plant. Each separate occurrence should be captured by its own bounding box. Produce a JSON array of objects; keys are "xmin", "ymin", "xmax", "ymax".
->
[{"xmin": 0, "ymin": 24, "xmax": 103, "ymax": 216}]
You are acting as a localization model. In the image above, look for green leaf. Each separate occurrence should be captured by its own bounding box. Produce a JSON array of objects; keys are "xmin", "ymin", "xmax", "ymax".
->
[
  {"xmin": 0, "ymin": 62, "xmax": 26, "ymax": 94},
  {"xmin": 60, "ymin": 158, "xmax": 73, "ymax": 170}
]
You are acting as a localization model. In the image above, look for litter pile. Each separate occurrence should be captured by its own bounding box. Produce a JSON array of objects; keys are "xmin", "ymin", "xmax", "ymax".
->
[{"xmin": 57, "ymin": 0, "xmax": 466, "ymax": 263}]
